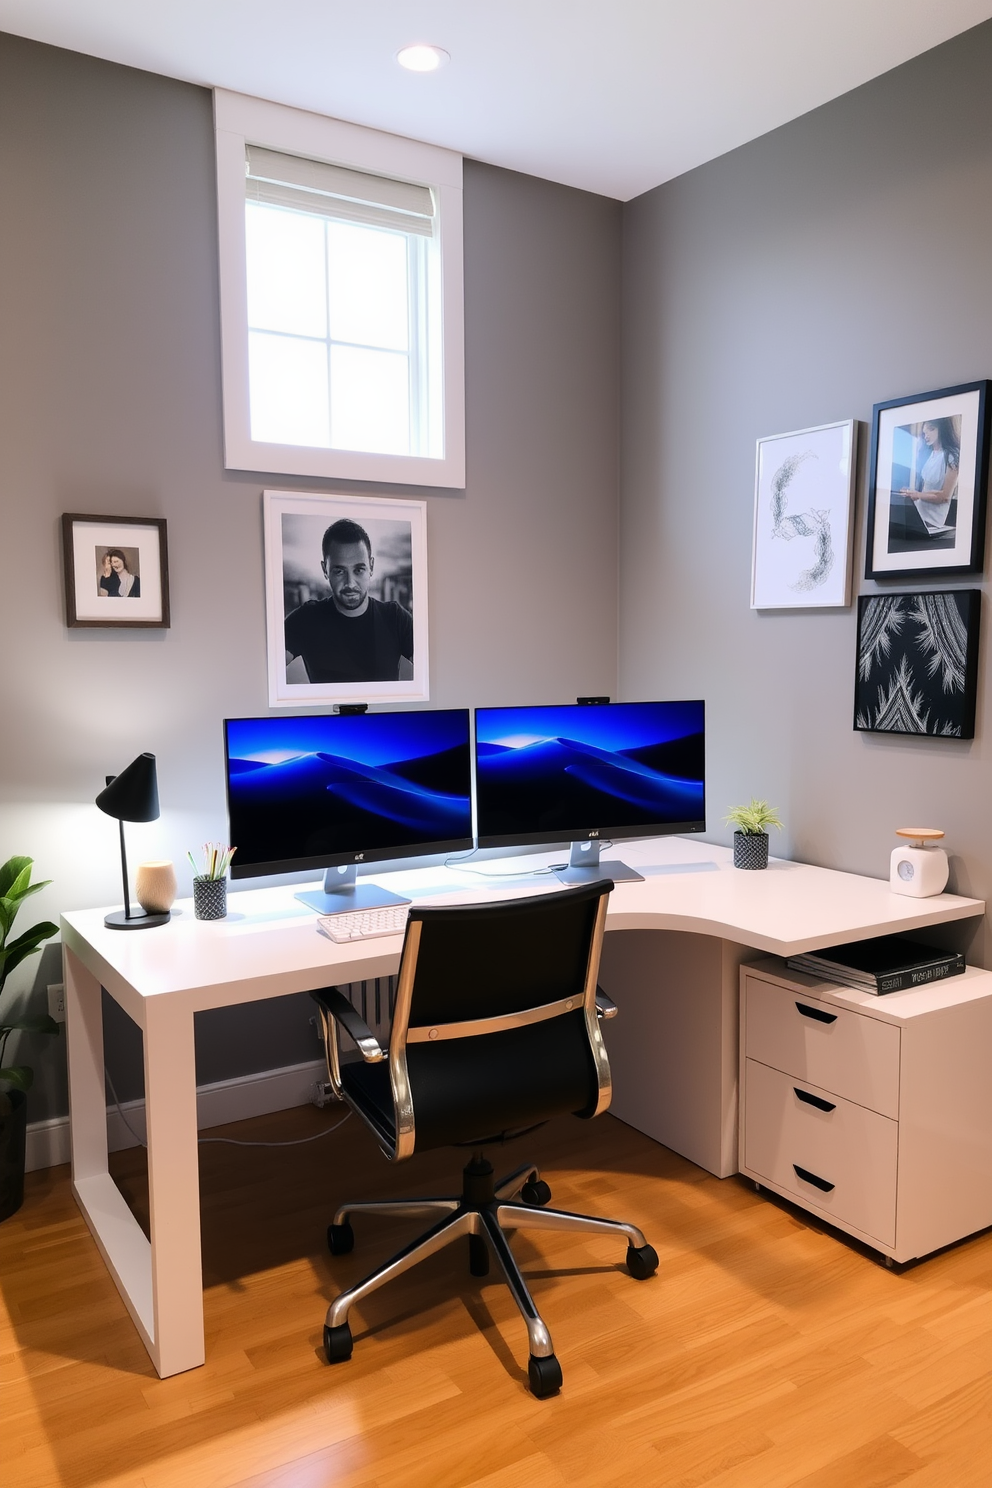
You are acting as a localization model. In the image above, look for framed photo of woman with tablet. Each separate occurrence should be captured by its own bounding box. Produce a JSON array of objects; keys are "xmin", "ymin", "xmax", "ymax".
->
[{"xmin": 865, "ymin": 381, "xmax": 991, "ymax": 580}]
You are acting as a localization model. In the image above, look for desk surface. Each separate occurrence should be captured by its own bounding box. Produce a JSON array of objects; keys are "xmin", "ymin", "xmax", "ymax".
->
[{"xmin": 61, "ymin": 835, "xmax": 985, "ymax": 1015}]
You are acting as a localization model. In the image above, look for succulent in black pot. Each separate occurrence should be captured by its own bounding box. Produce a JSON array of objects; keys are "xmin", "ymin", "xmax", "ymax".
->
[{"xmin": 724, "ymin": 800, "xmax": 783, "ymax": 870}]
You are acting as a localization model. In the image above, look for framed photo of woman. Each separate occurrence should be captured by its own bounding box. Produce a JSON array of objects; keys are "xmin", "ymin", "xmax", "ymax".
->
[
  {"xmin": 62, "ymin": 514, "xmax": 170, "ymax": 627},
  {"xmin": 864, "ymin": 381, "xmax": 991, "ymax": 580}
]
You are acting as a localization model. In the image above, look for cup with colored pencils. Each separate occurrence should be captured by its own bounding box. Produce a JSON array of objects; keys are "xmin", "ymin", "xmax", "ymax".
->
[{"xmin": 189, "ymin": 843, "xmax": 236, "ymax": 921}]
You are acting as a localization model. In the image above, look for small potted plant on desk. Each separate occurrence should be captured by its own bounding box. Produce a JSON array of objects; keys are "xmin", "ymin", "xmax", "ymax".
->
[
  {"xmin": 725, "ymin": 799, "xmax": 783, "ymax": 870},
  {"xmin": 1, "ymin": 856, "xmax": 59, "ymax": 1222}
]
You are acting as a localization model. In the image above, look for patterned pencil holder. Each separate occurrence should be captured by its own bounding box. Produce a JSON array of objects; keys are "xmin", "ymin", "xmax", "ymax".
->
[
  {"xmin": 733, "ymin": 831, "xmax": 769, "ymax": 870},
  {"xmin": 193, "ymin": 876, "xmax": 227, "ymax": 920}
]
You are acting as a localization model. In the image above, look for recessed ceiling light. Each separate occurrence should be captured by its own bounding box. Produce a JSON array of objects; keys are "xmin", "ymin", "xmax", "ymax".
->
[{"xmin": 397, "ymin": 44, "xmax": 450, "ymax": 73}]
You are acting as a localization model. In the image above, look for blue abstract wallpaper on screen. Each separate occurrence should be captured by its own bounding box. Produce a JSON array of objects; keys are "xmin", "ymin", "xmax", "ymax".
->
[
  {"xmin": 225, "ymin": 711, "xmax": 472, "ymax": 873},
  {"xmin": 475, "ymin": 702, "xmax": 705, "ymax": 844}
]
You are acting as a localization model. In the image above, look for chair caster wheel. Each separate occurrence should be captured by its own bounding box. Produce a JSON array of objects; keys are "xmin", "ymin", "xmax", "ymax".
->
[
  {"xmin": 327, "ymin": 1222, "xmax": 354, "ymax": 1255},
  {"xmin": 521, "ymin": 1178, "xmax": 552, "ymax": 1206},
  {"xmin": 323, "ymin": 1322, "xmax": 353, "ymax": 1363},
  {"xmin": 626, "ymin": 1242, "xmax": 659, "ymax": 1280},
  {"xmin": 528, "ymin": 1352, "xmax": 562, "ymax": 1398}
]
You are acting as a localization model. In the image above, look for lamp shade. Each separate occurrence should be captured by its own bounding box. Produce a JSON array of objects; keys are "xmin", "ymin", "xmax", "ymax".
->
[{"xmin": 96, "ymin": 753, "xmax": 160, "ymax": 823}]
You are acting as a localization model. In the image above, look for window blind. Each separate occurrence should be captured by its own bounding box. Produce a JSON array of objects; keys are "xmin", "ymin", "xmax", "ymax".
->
[{"xmin": 245, "ymin": 145, "xmax": 435, "ymax": 236}]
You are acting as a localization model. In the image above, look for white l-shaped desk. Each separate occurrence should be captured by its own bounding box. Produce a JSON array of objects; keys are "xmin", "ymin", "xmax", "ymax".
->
[{"xmin": 60, "ymin": 835, "xmax": 984, "ymax": 1377}]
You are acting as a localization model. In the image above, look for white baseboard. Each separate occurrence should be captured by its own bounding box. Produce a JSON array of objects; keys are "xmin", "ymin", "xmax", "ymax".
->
[{"xmin": 25, "ymin": 1058, "xmax": 328, "ymax": 1173}]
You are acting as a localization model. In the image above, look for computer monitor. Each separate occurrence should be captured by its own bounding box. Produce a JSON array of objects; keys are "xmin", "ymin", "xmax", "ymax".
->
[
  {"xmin": 224, "ymin": 709, "xmax": 473, "ymax": 912},
  {"xmin": 474, "ymin": 700, "xmax": 705, "ymax": 884}
]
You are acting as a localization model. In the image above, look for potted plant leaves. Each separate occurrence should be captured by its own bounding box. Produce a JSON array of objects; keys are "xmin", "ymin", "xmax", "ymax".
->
[
  {"xmin": 1, "ymin": 856, "xmax": 60, "ymax": 1221},
  {"xmin": 724, "ymin": 799, "xmax": 783, "ymax": 870}
]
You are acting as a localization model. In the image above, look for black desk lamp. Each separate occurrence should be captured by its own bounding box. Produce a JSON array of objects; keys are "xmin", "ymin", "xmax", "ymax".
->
[{"xmin": 96, "ymin": 752, "xmax": 170, "ymax": 931}]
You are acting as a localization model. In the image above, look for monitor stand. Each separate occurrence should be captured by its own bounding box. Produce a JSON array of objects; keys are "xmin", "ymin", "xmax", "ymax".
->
[
  {"xmin": 553, "ymin": 840, "xmax": 645, "ymax": 886},
  {"xmin": 296, "ymin": 863, "xmax": 412, "ymax": 915}
]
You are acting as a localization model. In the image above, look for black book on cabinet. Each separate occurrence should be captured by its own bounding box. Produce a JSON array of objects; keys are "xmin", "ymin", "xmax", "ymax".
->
[{"xmin": 786, "ymin": 934, "xmax": 965, "ymax": 995}]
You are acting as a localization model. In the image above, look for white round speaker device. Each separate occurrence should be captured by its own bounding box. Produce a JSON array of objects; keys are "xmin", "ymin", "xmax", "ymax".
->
[{"xmin": 889, "ymin": 828, "xmax": 948, "ymax": 898}]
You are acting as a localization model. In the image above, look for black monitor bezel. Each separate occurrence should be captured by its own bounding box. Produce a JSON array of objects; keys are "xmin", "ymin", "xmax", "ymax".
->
[
  {"xmin": 473, "ymin": 699, "xmax": 706, "ymax": 851},
  {"xmin": 223, "ymin": 708, "xmax": 474, "ymax": 881}
]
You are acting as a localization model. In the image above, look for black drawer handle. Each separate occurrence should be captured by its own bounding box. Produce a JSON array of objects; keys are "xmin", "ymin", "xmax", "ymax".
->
[
  {"xmin": 795, "ymin": 1001, "xmax": 837, "ymax": 1024},
  {"xmin": 794, "ymin": 1087, "xmax": 836, "ymax": 1113},
  {"xmin": 793, "ymin": 1163, "xmax": 835, "ymax": 1193}
]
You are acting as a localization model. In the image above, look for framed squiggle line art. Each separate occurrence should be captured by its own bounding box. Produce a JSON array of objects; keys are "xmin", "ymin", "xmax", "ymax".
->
[{"xmin": 751, "ymin": 420, "xmax": 857, "ymax": 609}]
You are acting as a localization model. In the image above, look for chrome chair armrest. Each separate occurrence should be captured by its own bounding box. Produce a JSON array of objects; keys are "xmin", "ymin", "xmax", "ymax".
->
[
  {"xmin": 311, "ymin": 986, "xmax": 386, "ymax": 1063},
  {"xmin": 595, "ymin": 986, "xmax": 618, "ymax": 1021}
]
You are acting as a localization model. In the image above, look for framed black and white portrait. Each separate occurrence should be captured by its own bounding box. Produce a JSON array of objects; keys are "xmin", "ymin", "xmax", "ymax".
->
[
  {"xmin": 61, "ymin": 514, "xmax": 170, "ymax": 628},
  {"xmin": 854, "ymin": 590, "xmax": 981, "ymax": 739},
  {"xmin": 751, "ymin": 419, "xmax": 857, "ymax": 609},
  {"xmin": 263, "ymin": 489, "xmax": 428, "ymax": 708},
  {"xmin": 865, "ymin": 381, "xmax": 991, "ymax": 580}
]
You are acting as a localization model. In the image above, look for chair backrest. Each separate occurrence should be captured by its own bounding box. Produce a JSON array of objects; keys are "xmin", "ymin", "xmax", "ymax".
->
[{"xmin": 388, "ymin": 879, "xmax": 613, "ymax": 1158}]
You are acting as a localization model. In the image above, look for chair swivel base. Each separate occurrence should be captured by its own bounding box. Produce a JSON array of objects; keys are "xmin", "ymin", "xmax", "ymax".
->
[{"xmin": 322, "ymin": 1155, "xmax": 659, "ymax": 1398}]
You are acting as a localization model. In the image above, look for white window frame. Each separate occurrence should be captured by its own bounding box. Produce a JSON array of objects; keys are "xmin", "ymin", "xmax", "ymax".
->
[{"xmin": 214, "ymin": 89, "xmax": 465, "ymax": 488}]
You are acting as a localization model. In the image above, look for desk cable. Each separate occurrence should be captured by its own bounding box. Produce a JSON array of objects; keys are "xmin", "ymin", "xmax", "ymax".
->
[
  {"xmin": 443, "ymin": 861, "xmax": 559, "ymax": 879},
  {"xmin": 442, "ymin": 843, "xmax": 615, "ymax": 880},
  {"xmin": 442, "ymin": 848, "xmax": 556, "ymax": 878},
  {"xmin": 103, "ymin": 1065, "xmax": 351, "ymax": 1150}
]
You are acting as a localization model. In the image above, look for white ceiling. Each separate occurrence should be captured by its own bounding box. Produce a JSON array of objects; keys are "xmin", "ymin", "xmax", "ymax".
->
[{"xmin": 2, "ymin": 0, "xmax": 991, "ymax": 200}]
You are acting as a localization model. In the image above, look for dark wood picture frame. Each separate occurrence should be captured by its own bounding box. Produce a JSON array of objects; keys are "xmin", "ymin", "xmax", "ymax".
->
[
  {"xmin": 865, "ymin": 380, "xmax": 991, "ymax": 580},
  {"xmin": 62, "ymin": 513, "xmax": 170, "ymax": 628}
]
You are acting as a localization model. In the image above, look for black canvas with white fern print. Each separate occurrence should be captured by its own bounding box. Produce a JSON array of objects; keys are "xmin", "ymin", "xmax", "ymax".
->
[{"xmin": 854, "ymin": 590, "xmax": 981, "ymax": 738}]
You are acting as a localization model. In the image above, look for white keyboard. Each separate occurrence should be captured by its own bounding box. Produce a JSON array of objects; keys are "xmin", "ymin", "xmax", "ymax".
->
[{"xmin": 317, "ymin": 905, "xmax": 410, "ymax": 943}]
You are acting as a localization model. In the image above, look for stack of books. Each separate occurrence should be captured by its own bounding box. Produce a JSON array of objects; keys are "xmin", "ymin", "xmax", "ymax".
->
[{"xmin": 786, "ymin": 935, "xmax": 965, "ymax": 995}]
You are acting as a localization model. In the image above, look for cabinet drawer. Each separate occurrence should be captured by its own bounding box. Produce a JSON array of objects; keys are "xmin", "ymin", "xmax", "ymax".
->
[
  {"xmin": 744, "ymin": 975, "xmax": 900, "ymax": 1117},
  {"xmin": 743, "ymin": 1059, "xmax": 897, "ymax": 1245}
]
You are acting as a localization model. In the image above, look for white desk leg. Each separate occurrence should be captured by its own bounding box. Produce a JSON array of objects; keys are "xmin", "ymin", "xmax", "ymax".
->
[
  {"xmin": 599, "ymin": 931, "xmax": 757, "ymax": 1178},
  {"xmin": 65, "ymin": 948, "xmax": 157, "ymax": 1354},
  {"xmin": 143, "ymin": 996, "xmax": 205, "ymax": 1377},
  {"xmin": 64, "ymin": 946, "xmax": 109, "ymax": 1183}
]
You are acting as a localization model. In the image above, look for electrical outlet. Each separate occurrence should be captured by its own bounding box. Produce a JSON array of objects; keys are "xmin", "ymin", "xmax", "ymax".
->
[{"xmin": 48, "ymin": 982, "xmax": 66, "ymax": 1022}]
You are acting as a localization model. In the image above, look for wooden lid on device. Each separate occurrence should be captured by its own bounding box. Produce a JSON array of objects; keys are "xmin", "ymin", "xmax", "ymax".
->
[{"xmin": 895, "ymin": 828, "xmax": 945, "ymax": 841}]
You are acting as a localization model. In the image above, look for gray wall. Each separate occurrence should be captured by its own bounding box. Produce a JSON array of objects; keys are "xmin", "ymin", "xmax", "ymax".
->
[
  {"xmin": 620, "ymin": 22, "xmax": 992, "ymax": 965},
  {"xmin": 0, "ymin": 34, "xmax": 621, "ymax": 1117}
]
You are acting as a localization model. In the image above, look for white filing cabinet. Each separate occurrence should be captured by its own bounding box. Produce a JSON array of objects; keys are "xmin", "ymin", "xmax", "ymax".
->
[{"xmin": 739, "ymin": 958, "xmax": 992, "ymax": 1264}]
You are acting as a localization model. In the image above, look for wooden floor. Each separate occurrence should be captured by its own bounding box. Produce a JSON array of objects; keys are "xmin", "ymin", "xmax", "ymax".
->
[{"xmin": 2, "ymin": 1104, "xmax": 990, "ymax": 1488}]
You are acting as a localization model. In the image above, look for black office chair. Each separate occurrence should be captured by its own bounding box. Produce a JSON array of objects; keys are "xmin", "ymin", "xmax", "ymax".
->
[{"xmin": 310, "ymin": 879, "xmax": 659, "ymax": 1398}]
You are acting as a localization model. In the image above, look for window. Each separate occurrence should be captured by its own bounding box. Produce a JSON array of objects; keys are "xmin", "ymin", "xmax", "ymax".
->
[{"xmin": 215, "ymin": 91, "xmax": 464, "ymax": 487}]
